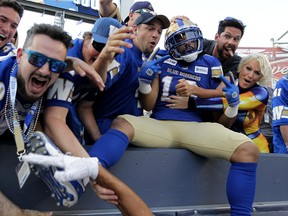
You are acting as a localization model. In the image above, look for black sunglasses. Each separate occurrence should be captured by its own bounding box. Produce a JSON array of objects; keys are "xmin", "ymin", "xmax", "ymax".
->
[
  {"xmin": 92, "ymin": 40, "xmax": 105, "ymax": 53},
  {"xmin": 23, "ymin": 49, "xmax": 67, "ymax": 73}
]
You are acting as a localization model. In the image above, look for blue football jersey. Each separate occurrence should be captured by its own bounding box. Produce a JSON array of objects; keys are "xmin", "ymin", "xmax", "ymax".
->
[
  {"xmin": 272, "ymin": 76, "xmax": 288, "ymax": 153},
  {"xmin": 151, "ymin": 52, "xmax": 223, "ymax": 122},
  {"xmin": 90, "ymin": 39, "xmax": 144, "ymax": 133}
]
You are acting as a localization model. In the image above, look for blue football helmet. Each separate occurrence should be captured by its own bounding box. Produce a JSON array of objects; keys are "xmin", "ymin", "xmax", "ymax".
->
[{"xmin": 165, "ymin": 19, "xmax": 203, "ymax": 62}]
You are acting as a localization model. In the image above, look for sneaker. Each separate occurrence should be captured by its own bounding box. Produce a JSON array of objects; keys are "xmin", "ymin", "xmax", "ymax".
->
[{"xmin": 25, "ymin": 131, "xmax": 85, "ymax": 207}]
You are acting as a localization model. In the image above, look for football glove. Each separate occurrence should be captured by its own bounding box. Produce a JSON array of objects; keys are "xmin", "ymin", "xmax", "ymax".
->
[
  {"xmin": 139, "ymin": 55, "xmax": 170, "ymax": 84},
  {"xmin": 22, "ymin": 149, "xmax": 99, "ymax": 182},
  {"xmin": 219, "ymin": 72, "xmax": 240, "ymax": 107}
]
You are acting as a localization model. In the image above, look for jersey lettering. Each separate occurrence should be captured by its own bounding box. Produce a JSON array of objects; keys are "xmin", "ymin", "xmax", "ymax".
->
[
  {"xmin": 161, "ymin": 76, "xmax": 173, "ymax": 101},
  {"xmin": 273, "ymin": 106, "xmax": 284, "ymax": 120},
  {"xmin": 273, "ymin": 88, "xmax": 282, "ymax": 97},
  {"xmin": 47, "ymin": 78, "xmax": 74, "ymax": 102}
]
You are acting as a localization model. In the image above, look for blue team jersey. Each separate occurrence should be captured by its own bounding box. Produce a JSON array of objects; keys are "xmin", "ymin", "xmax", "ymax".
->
[
  {"xmin": 44, "ymin": 38, "xmax": 91, "ymax": 108},
  {"xmin": 151, "ymin": 52, "xmax": 223, "ymax": 122},
  {"xmin": 86, "ymin": 39, "xmax": 144, "ymax": 133},
  {"xmin": 272, "ymin": 76, "xmax": 288, "ymax": 153}
]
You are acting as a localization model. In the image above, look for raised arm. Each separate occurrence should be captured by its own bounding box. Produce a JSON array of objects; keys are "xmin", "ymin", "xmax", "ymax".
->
[
  {"xmin": 91, "ymin": 26, "xmax": 134, "ymax": 82},
  {"xmin": 99, "ymin": 0, "xmax": 122, "ymax": 22}
]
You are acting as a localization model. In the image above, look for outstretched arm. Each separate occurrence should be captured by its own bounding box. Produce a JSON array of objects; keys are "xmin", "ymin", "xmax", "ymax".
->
[
  {"xmin": 44, "ymin": 106, "xmax": 89, "ymax": 157},
  {"xmin": 22, "ymin": 150, "xmax": 153, "ymax": 216},
  {"xmin": 95, "ymin": 166, "xmax": 153, "ymax": 216},
  {"xmin": 65, "ymin": 57, "xmax": 105, "ymax": 91}
]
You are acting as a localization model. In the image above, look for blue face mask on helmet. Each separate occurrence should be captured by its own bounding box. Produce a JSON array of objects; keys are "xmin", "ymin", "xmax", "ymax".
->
[{"xmin": 165, "ymin": 19, "xmax": 203, "ymax": 63}]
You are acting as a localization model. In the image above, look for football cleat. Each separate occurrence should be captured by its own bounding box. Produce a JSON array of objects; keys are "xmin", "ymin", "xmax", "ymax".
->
[{"xmin": 25, "ymin": 131, "xmax": 85, "ymax": 207}]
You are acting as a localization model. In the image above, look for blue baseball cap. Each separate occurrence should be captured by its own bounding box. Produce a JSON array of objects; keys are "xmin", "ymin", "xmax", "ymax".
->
[
  {"xmin": 124, "ymin": 1, "xmax": 154, "ymax": 23},
  {"xmin": 134, "ymin": 12, "xmax": 170, "ymax": 29},
  {"xmin": 91, "ymin": 17, "xmax": 122, "ymax": 44}
]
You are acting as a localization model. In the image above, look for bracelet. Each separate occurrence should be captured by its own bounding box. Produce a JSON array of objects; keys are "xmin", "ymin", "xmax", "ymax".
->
[{"xmin": 188, "ymin": 97, "xmax": 196, "ymax": 110}]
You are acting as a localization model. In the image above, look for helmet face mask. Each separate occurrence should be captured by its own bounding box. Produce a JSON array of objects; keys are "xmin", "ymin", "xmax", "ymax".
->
[{"xmin": 165, "ymin": 19, "xmax": 203, "ymax": 62}]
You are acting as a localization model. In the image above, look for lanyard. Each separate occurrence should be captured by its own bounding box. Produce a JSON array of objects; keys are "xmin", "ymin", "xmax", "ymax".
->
[{"xmin": 9, "ymin": 63, "xmax": 40, "ymax": 160}]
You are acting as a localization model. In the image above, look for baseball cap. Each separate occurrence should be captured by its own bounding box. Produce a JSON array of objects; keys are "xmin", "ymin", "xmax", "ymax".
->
[
  {"xmin": 134, "ymin": 12, "xmax": 170, "ymax": 29},
  {"xmin": 91, "ymin": 17, "xmax": 122, "ymax": 44},
  {"xmin": 124, "ymin": 1, "xmax": 154, "ymax": 23}
]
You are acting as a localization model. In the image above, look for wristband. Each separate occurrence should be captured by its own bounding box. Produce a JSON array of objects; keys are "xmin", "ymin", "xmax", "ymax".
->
[
  {"xmin": 139, "ymin": 81, "xmax": 152, "ymax": 94},
  {"xmin": 188, "ymin": 97, "xmax": 196, "ymax": 110},
  {"xmin": 224, "ymin": 104, "xmax": 239, "ymax": 118}
]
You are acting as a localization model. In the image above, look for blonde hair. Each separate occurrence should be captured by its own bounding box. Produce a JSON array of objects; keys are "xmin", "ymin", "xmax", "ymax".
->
[{"xmin": 238, "ymin": 53, "xmax": 272, "ymax": 87}]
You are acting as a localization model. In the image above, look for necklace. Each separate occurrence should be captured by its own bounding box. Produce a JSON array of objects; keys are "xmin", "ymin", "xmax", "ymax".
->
[{"xmin": 4, "ymin": 63, "xmax": 42, "ymax": 143}]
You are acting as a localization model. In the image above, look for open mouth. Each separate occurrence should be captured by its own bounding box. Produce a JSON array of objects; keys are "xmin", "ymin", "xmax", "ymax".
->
[
  {"xmin": 0, "ymin": 33, "xmax": 7, "ymax": 42},
  {"xmin": 244, "ymin": 78, "xmax": 251, "ymax": 84},
  {"xmin": 31, "ymin": 76, "xmax": 48, "ymax": 93},
  {"xmin": 225, "ymin": 47, "xmax": 234, "ymax": 57}
]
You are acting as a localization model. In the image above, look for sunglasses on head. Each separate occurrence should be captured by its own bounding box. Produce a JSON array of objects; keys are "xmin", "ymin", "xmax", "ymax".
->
[
  {"xmin": 92, "ymin": 40, "xmax": 105, "ymax": 53},
  {"xmin": 134, "ymin": 8, "xmax": 153, "ymax": 14},
  {"xmin": 23, "ymin": 49, "xmax": 67, "ymax": 73},
  {"xmin": 224, "ymin": 17, "xmax": 245, "ymax": 28}
]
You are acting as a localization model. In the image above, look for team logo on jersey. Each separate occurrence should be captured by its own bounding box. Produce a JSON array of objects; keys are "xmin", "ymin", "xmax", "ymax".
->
[
  {"xmin": 0, "ymin": 82, "xmax": 5, "ymax": 100},
  {"xmin": 195, "ymin": 66, "xmax": 208, "ymax": 74},
  {"xmin": 107, "ymin": 59, "xmax": 120, "ymax": 78},
  {"xmin": 211, "ymin": 66, "xmax": 223, "ymax": 77},
  {"xmin": 164, "ymin": 58, "xmax": 177, "ymax": 66}
]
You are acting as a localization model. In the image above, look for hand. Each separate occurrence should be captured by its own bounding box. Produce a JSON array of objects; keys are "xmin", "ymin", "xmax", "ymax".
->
[
  {"xmin": 99, "ymin": 26, "xmax": 135, "ymax": 61},
  {"xmin": 219, "ymin": 72, "xmax": 240, "ymax": 107},
  {"xmin": 22, "ymin": 148, "xmax": 99, "ymax": 182},
  {"xmin": 66, "ymin": 57, "xmax": 105, "ymax": 91},
  {"xmin": 176, "ymin": 78, "xmax": 198, "ymax": 96},
  {"xmin": 139, "ymin": 54, "xmax": 170, "ymax": 84},
  {"xmin": 90, "ymin": 180, "xmax": 119, "ymax": 205},
  {"xmin": 166, "ymin": 95, "xmax": 189, "ymax": 109}
]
